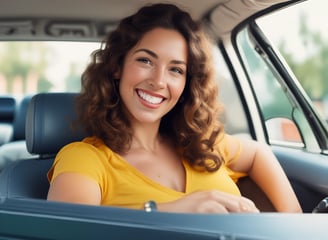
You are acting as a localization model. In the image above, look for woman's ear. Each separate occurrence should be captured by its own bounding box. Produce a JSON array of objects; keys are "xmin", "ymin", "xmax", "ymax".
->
[{"xmin": 114, "ymin": 68, "xmax": 121, "ymax": 79}]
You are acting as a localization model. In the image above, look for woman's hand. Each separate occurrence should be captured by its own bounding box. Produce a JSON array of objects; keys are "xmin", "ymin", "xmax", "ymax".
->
[{"xmin": 158, "ymin": 190, "xmax": 259, "ymax": 214}]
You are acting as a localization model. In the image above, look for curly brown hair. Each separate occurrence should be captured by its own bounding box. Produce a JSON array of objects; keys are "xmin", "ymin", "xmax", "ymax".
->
[{"xmin": 77, "ymin": 3, "xmax": 224, "ymax": 172}]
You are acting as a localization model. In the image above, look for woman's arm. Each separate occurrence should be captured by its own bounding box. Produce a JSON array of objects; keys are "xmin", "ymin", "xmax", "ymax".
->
[
  {"xmin": 47, "ymin": 172, "xmax": 102, "ymax": 205},
  {"xmin": 226, "ymin": 134, "xmax": 302, "ymax": 213}
]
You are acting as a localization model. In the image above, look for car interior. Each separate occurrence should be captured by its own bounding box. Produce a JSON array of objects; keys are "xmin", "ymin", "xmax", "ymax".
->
[
  {"xmin": 1, "ymin": 0, "xmax": 328, "ymax": 238},
  {"xmin": 0, "ymin": 0, "xmax": 326, "ymax": 209}
]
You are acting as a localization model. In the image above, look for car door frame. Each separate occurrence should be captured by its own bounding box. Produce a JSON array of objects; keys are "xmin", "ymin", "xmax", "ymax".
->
[{"xmin": 216, "ymin": 0, "xmax": 328, "ymax": 213}]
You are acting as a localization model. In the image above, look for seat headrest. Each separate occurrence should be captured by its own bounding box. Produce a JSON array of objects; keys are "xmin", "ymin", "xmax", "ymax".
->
[
  {"xmin": 26, "ymin": 93, "xmax": 87, "ymax": 155},
  {"xmin": 0, "ymin": 96, "xmax": 16, "ymax": 123},
  {"xmin": 13, "ymin": 95, "xmax": 33, "ymax": 141}
]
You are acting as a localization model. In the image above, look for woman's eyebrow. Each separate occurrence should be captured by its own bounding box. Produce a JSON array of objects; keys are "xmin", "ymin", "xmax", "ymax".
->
[
  {"xmin": 134, "ymin": 48, "xmax": 187, "ymax": 66},
  {"xmin": 134, "ymin": 48, "xmax": 157, "ymax": 58}
]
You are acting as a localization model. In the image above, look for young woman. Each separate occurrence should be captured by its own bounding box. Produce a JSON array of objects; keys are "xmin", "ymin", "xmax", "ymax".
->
[{"xmin": 47, "ymin": 3, "xmax": 302, "ymax": 213}]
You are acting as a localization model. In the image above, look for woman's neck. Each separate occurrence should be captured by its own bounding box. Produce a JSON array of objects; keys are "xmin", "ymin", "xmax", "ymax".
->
[{"xmin": 129, "ymin": 122, "xmax": 162, "ymax": 153}]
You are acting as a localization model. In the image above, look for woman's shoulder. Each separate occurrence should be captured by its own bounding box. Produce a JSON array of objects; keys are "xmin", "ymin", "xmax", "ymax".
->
[
  {"xmin": 49, "ymin": 136, "xmax": 112, "ymax": 184},
  {"xmin": 213, "ymin": 132, "xmax": 242, "ymax": 166},
  {"xmin": 58, "ymin": 136, "xmax": 115, "ymax": 159}
]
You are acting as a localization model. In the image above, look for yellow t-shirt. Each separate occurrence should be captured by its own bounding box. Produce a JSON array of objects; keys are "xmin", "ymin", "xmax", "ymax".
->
[{"xmin": 48, "ymin": 135, "xmax": 247, "ymax": 209}]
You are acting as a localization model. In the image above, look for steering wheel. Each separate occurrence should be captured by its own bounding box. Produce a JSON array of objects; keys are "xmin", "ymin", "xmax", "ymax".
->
[{"xmin": 312, "ymin": 197, "xmax": 328, "ymax": 213}]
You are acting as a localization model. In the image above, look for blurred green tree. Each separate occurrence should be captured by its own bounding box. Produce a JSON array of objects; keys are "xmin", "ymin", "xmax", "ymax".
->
[
  {"xmin": 279, "ymin": 13, "xmax": 328, "ymax": 101},
  {"xmin": 0, "ymin": 42, "xmax": 52, "ymax": 94}
]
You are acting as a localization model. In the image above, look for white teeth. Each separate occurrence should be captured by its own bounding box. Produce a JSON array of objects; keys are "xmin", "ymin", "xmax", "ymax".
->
[{"xmin": 137, "ymin": 90, "xmax": 163, "ymax": 104}]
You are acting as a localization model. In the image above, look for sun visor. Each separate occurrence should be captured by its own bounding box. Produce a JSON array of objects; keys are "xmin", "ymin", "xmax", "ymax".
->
[{"xmin": 209, "ymin": 0, "xmax": 290, "ymax": 38}]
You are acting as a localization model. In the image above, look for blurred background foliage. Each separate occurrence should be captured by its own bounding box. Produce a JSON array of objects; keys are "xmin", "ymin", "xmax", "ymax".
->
[{"xmin": 279, "ymin": 12, "xmax": 328, "ymax": 102}]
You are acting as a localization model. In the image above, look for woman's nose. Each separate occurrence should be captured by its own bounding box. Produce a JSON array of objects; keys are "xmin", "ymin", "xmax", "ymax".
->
[{"xmin": 147, "ymin": 68, "xmax": 166, "ymax": 89}]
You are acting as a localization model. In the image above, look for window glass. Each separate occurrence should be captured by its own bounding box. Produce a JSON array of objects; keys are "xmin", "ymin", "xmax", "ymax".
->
[
  {"xmin": 0, "ymin": 41, "xmax": 100, "ymax": 96},
  {"xmin": 257, "ymin": 0, "xmax": 328, "ymax": 123},
  {"xmin": 213, "ymin": 46, "xmax": 249, "ymax": 135},
  {"xmin": 236, "ymin": 28, "xmax": 318, "ymax": 150}
]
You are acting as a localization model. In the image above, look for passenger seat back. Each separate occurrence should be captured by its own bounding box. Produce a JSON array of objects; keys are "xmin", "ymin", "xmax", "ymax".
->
[
  {"xmin": 13, "ymin": 95, "xmax": 33, "ymax": 141},
  {"xmin": 0, "ymin": 96, "xmax": 34, "ymax": 171},
  {"xmin": 0, "ymin": 93, "xmax": 87, "ymax": 199},
  {"xmin": 0, "ymin": 96, "xmax": 16, "ymax": 146}
]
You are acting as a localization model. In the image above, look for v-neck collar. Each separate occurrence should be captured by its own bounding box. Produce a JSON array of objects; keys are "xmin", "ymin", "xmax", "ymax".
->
[{"xmin": 113, "ymin": 152, "xmax": 189, "ymax": 195}]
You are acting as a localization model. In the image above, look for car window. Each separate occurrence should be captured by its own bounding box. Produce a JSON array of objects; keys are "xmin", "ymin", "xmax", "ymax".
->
[
  {"xmin": 238, "ymin": 29, "xmax": 306, "ymax": 148},
  {"xmin": 213, "ymin": 46, "xmax": 250, "ymax": 136},
  {"xmin": 0, "ymin": 41, "xmax": 100, "ymax": 96},
  {"xmin": 235, "ymin": 1, "xmax": 328, "ymax": 152},
  {"xmin": 257, "ymin": 0, "xmax": 328, "ymax": 123}
]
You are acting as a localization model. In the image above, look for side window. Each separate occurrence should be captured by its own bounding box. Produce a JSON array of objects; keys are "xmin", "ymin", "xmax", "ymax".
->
[
  {"xmin": 236, "ymin": 28, "xmax": 318, "ymax": 150},
  {"xmin": 213, "ymin": 46, "xmax": 250, "ymax": 136},
  {"xmin": 257, "ymin": 1, "xmax": 328, "ymax": 124}
]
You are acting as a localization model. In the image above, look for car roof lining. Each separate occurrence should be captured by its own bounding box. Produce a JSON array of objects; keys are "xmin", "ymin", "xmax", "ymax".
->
[
  {"xmin": 0, "ymin": 0, "xmax": 293, "ymax": 41},
  {"xmin": 209, "ymin": 0, "xmax": 291, "ymax": 37}
]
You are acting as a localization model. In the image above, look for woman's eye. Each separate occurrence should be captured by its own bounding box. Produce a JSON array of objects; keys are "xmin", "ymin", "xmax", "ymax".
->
[
  {"xmin": 137, "ymin": 58, "xmax": 151, "ymax": 65},
  {"xmin": 171, "ymin": 67, "xmax": 184, "ymax": 75}
]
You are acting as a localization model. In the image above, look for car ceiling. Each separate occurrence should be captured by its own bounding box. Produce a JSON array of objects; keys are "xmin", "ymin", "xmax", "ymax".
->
[{"xmin": 0, "ymin": 0, "xmax": 294, "ymax": 40}]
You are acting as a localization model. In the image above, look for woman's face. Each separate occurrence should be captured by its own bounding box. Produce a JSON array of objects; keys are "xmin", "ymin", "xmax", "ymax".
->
[{"xmin": 118, "ymin": 27, "xmax": 188, "ymax": 125}]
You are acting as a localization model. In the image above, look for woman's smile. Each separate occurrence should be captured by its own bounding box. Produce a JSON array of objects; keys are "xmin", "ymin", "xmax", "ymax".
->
[{"xmin": 136, "ymin": 89, "xmax": 166, "ymax": 105}]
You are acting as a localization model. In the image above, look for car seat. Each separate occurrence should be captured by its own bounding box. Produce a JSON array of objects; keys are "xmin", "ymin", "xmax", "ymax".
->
[
  {"xmin": 0, "ymin": 96, "xmax": 34, "ymax": 171},
  {"xmin": 0, "ymin": 96, "xmax": 16, "ymax": 146},
  {"xmin": 0, "ymin": 93, "xmax": 86, "ymax": 199},
  {"xmin": 13, "ymin": 95, "xmax": 33, "ymax": 142}
]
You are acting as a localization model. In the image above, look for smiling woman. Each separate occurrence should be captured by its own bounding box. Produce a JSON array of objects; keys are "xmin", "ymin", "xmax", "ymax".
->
[
  {"xmin": 3, "ymin": 0, "xmax": 328, "ymax": 238},
  {"xmin": 46, "ymin": 2, "xmax": 301, "ymax": 214}
]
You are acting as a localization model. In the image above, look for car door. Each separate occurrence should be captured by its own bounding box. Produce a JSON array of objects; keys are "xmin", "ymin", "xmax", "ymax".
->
[{"xmin": 230, "ymin": 0, "xmax": 328, "ymax": 212}]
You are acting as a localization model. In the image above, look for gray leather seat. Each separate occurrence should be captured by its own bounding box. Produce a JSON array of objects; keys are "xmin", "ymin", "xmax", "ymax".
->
[
  {"xmin": 13, "ymin": 96, "xmax": 33, "ymax": 141},
  {"xmin": 0, "ymin": 96, "xmax": 15, "ymax": 146},
  {"xmin": 0, "ymin": 96, "xmax": 34, "ymax": 171},
  {"xmin": 0, "ymin": 93, "xmax": 86, "ymax": 199}
]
